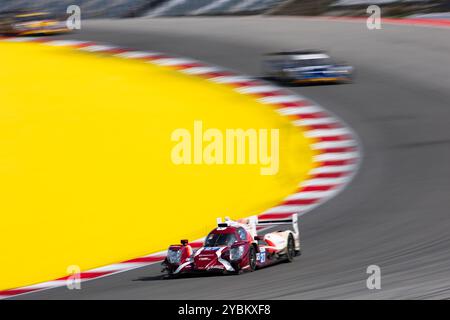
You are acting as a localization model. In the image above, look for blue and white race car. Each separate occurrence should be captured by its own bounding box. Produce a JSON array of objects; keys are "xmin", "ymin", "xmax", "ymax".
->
[{"xmin": 263, "ymin": 50, "xmax": 354, "ymax": 84}]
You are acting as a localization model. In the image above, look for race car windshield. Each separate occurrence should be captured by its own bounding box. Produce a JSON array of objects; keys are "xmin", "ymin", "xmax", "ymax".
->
[
  {"xmin": 288, "ymin": 58, "xmax": 332, "ymax": 67},
  {"xmin": 204, "ymin": 232, "xmax": 237, "ymax": 247}
]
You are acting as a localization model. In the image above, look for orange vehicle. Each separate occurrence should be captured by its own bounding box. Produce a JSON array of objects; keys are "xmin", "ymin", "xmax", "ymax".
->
[{"xmin": 0, "ymin": 11, "xmax": 70, "ymax": 36}]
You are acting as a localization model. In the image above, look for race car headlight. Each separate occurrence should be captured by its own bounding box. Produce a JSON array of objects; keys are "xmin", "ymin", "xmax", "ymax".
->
[
  {"xmin": 230, "ymin": 245, "xmax": 245, "ymax": 261},
  {"xmin": 167, "ymin": 249, "xmax": 182, "ymax": 264}
]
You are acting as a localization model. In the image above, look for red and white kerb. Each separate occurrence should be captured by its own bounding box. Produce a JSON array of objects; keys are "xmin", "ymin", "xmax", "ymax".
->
[{"xmin": 0, "ymin": 37, "xmax": 361, "ymax": 299}]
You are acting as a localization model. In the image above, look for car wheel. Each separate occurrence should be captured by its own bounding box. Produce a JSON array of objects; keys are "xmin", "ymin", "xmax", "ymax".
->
[
  {"xmin": 286, "ymin": 234, "xmax": 295, "ymax": 262},
  {"xmin": 248, "ymin": 246, "xmax": 257, "ymax": 271}
]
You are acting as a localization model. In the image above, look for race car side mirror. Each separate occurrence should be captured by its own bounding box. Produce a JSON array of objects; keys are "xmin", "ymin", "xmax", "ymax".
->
[{"xmin": 180, "ymin": 239, "xmax": 189, "ymax": 246}]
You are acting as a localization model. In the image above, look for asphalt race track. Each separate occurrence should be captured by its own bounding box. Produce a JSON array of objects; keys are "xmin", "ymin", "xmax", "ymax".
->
[{"xmin": 19, "ymin": 17, "xmax": 450, "ymax": 299}]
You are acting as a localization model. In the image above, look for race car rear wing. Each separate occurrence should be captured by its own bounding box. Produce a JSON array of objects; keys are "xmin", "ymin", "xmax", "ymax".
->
[
  {"xmin": 255, "ymin": 214, "xmax": 299, "ymax": 236},
  {"xmin": 215, "ymin": 214, "xmax": 299, "ymax": 237}
]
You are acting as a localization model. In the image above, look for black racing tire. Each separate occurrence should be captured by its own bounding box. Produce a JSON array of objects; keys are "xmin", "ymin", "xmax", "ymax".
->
[
  {"xmin": 248, "ymin": 246, "xmax": 257, "ymax": 272},
  {"xmin": 163, "ymin": 269, "xmax": 178, "ymax": 279},
  {"xmin": 286, "ymin": 234, "xmax": 295, "ymax": 262},
  {"xmin": 163, "ymin": 273, "xmax": 176, "ymax": 280}
]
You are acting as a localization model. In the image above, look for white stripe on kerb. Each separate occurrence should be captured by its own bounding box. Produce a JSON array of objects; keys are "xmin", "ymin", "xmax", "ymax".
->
[
  {"xmin": 300, "ymin": 177, "xmax": 349, "ymax": 187},
  {"xmin": 277, "ymin": 106, "xmax": 321, "ymax": 116},
  {"xmin": 284, "ymin": 190, "xmax": 337, "ymax": 201},
  {"xmin": 22, "ymin": 280, "xmax": 68, "ymax": 290},
  {"xmin": 312, "ymin": 140, "xmax": 357, "ymax": 150},
  {"xmin": 305, "ymin": 128, "xmax": 351, "ymax": 138},
  {"xmin": 47, "ymin": 40, "xmax": 89, "ymax": 47},
  {"xmin": 181, "ymin": 66, "xmax": 222, "ymax": 75},
  {"xmin": 263, "ymin": 205, "xmax": 310, "ymax": 214},
  {"xmin": 236, "ymin": 85, "xmax": 280, "ymax": 94},
  {"xmin": 152, "ymin": 58, "xmax": 198, "ymax": 66},
  {"xmin": 310, "ymin": 165, "xmax": 356, "ymax": 174},
  {"xmin": 211, "ymin": 76, "xmax": 253, "ymax": 84},
  {"xmin": 79, "ymin": 45, "xmax": 117, "ymax": 52},
  {"xmin": 3, "ymin": 37, "xmax": 35, "ymax": 42},
  {"xmin": 88, "ymin": 262, "xmax": 149, "ymax": 272},
  {"xmin": 294, "ymin": 118, "xmax": 337, "ymax": 126},
  {"xmin": 116, "ymin": 51, "xmax": 160, "ymax": 59},
  {"xmin": 314, "ymin": 152, "xmax": 359, "ymax": 162},
  {"xmin": 259, "ymin": 95, "xmax": 302, "ymax": 104}
]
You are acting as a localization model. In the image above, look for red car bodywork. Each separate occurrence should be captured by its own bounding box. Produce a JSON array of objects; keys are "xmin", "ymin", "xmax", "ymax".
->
[{"xmin": 162, "ymin": 216, "xmax": 300, "ymax": 276}]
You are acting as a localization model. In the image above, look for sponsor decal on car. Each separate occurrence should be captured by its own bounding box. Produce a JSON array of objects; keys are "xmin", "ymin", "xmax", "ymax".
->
[
  {"xmin": 203, "ymin": 247, "xmax": 221, "ymax": 251},
  {"xmin": 257, "ymin": 248, "xmax": 266, "ymax": 263}
]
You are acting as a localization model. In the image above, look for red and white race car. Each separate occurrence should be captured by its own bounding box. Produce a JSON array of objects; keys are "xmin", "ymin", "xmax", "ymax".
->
[{"xmin": 161, "ymin": 214, "xmax": 301, "ymax": 276}]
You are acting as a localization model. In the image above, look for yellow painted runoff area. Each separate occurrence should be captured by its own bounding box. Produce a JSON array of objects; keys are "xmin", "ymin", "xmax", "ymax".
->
[{"xmin": 0, "ymin": 41, "xmax": 315, "ymax": 290}]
